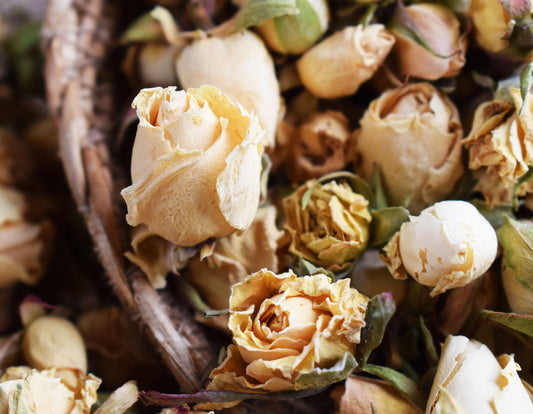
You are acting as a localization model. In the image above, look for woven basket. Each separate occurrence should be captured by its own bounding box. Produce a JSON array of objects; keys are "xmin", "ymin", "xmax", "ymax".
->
[{"xmin": 41, "ymin": 0, "xmax": 219, "ymax": 394}]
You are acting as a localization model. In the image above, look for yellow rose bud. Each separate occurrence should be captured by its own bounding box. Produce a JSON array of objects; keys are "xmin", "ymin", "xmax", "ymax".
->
[
  {"xmin": 296, "ymin": 24, "xmax": 395, "ymax": 99},
  {"xmin": 184, "ymin": 205, "xmax": 284, "ymax": 314},
  {"xmin": 462, "ymin": 88, "xmax": 533, "ymax": 207},
  {"xmin": 354, "ymin": 82, "xmax": 464, "ymax": 213},
  {"xmin": 426, "ymin": 335, "xmax": 533, "ymax": 414},
  {"xmin": 0, "ymin": 186, "xmax": 53, "ymax": 288},
  {"xmin": 283, "ymin": 179, "xmax": 371, "ymax": 270},
  {"xmin": 176, "ymin": 31, "xmax": 281, "ymax": 148},
  {"xmin": 121, "ymin": 85, "xmax": 264, "ymax": 247},
  {"xmin": 257, "ymin": 0, "xmax": 329, "ymax": 54},
  {"xmin": 283, "ymin": 111, "xmax": 351, "ymax": 182},
  {"xmin": 391, "ymin": 3, "xmax": 466, "ymax": 80},
  {"xmin": 382, "ymin": 200, "xmax": 498, "ymax": 296},
  {"xmin": 137, "ymin": 43, "xmax": 181, "ymax": 87},
  {"xmin": 0, "ymin": 367, "xmax": 100, "ymax": 414},
  {"xmin": 468, "ymin": 0, "xmax": 512, "ymax": 53},
  {"xmin": 207, "ymin": 269, "xmax": 368, "ymax": 393}
]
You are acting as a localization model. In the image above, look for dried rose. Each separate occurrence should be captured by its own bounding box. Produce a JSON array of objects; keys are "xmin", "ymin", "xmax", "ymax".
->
[
  {"xmin": 283, "ymin": 179, "xmax": 371, "ymax": 270},
  {"xmin": 462, "ymin": 88, "xmax": 533, "ymax": 207},
  {"xmin": 120, "ymin": 85, "xmax": 264, "ymax": 247},
  {"xmin": 282, "ymin": 111, "xmax": 351, "ymax": 183},
  {"xmin": 296, "ymin": 24, "xmax": 395, "ymax": 99},
  {"xmin": 426, "ymin": 335, "xmax": 533, "ymax": 413},
  {"xmin": 256, "ymin": 0, "xmax": 330, "ymax": 54},
  {"xmin": 184, "ymin": 205, "xmax": 284, "ymax": 313},
  {"xmin": 0, "ymin": 367, "xmax": 100, "ymax": 414},
  {"xmin": 390, "ymin": 3, "xmax": 466, "ymax": 80},
  {"xmin": 331, "ymin": 375, "xmax": 423, "ymax": 414},
  {"xmin": 354, "ymin": 82, "xmax": 464, "ymax": 213},
  {"xmin": 468, "ymin": 0, "xmax": 512, "ymax": 53},
  {"xmin": 0, "ymin": 186, "xmax": 53, "ymax": 288},
  {"xmin": 176, "ymin": 31, "xmax": 280, "ymax": 148},
  {"xmin": 381, "ymin": 200, "xmax": 498, "ymax": 296},
  {"xmin": 207, "ymin": 269, "xmax": 368, "ymax": 393}
]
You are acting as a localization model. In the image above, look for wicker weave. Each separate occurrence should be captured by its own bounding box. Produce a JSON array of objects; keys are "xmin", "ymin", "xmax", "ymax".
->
[{"xmin": 41, "ymin": 0, "xmax": 217, "ymax": 393}]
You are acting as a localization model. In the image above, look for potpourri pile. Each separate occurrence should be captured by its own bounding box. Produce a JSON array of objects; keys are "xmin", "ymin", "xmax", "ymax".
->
[{"xmin": 1, "ymin": 0, "xmax": 533, "ymax": 412}]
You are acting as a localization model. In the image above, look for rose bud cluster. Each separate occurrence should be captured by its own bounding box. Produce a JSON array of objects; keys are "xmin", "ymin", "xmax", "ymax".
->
[{"xmin": 382, "ymin": 200, "xmax": 498, "ymax": 296}]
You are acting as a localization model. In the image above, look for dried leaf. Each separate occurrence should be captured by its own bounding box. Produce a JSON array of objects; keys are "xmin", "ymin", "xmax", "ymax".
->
[
  {"xmin": 481, "ymin": 309, "xmax": 533, "ymax": 337},
  {"xmin": 369, "ymin": 207, "xmax": 409, "ymax": 247},
  {"xmin": 93, "ymin": 381, "xmax": 139, "ymax": 414},
  {"xmin": 362, "ymin": 364, "xmax": 426, "ymax": 409},
  {"xmin": 357, "ymin": 293, "xmax": 396, "ymax": 367},
  {"xmin": 419, "ymin": 317, "xmax": 438, "ymax": 367},
  {"xmin": 497, "ymin": 215, "xmax": 533, "ymax": 291},
  {"xmin": 295, "ymin": 353, "xmax": 357, "ymax": 389}
]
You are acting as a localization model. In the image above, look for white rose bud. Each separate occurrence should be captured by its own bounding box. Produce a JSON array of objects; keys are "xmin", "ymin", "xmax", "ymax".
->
[
  {"xmin": 426, "ymin": 335, "xmax": 533, "ymax": 414},
  {"xmin": 121, "ymin": 85, "xmax": 264, "ymax": 247},
  {"xmin": 176, "ymin": 31, "xmax": 281, "ymax": 148},
  {"xmin": 296, "ymin": 24, "xmax": 395, "ymax": 99},
  {"xmin": 382, "ymin": 200, "xmax": 498, "ymax": 296}
]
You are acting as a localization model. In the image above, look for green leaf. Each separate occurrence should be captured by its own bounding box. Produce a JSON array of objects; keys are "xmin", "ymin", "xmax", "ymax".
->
[
  {"xmin": 481, "ymin": 309, "xmax": 533, "ymax": 337},
  {"xmin": 359, "ymin": 3, "xmax": 378, "ymax": 27},
  {"xmin": 295, "ymin": 352, "xmax": 357, "ymax": 389},
  {"xmin": 119, "ymin": 12, "xmax": 165, "ymax": 44},
  {"xmin": 419, "ymin": 317, "xmax": 438, "ymax": 367},
  {"xmin": 370, "ymin": 168, "xmax": 388, "ymax": 210},
  {"xmin": 259, "ymin": 153, "xmax": 272, "ymax": 205},
  {"xmin": 519, "ymin": 58, "xmax": 533, "ymax": 115},
  {"xmin": 449, "ymin": 169, "xmax": 478, "ymax": 201},
  {"xmin": 208, "ymin": 0, "xmax": 299, "ymax": 37},
  {"xmin": 357, "ymin": 293, "xmax": 396, "ymax": 367},
  {"xmin": 363, "ymin": 364, "xmax": 426, "ymax": 409},
  {"xmin": 471, "ymin": 199, "xmax": 515, "ymax": 228},
  {"xmin": 497, "ymin": 215, "xmax": 533, "ymax": 290},
  {"xmin": 296, "ymin": 257, "xmax": 337, "ymax": 279},
  {"xmin": 513, "ymin": 167, "xmax": 533, "ymax": 209},
  {"xmin": 369, "ymin": 207, "xmax": 409, "ymax": 247}
]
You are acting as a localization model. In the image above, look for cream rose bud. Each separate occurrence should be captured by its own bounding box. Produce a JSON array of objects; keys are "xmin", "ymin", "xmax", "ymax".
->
[
  {"xmin": 391, "ymin": 3, "xmax": 466, "ymax": 81},
  {"xmin": 296, "ymin": 24, "xmax": 395, "ymax": 99},
  {"xmin": 176, "ymin": 31, "xmax": 280, "ymax": 148},
  {"xmin": 121, "ymin": 85, "xmax": 264, "ymax": 247},
  {"xmin": 207, "ymin": 269, "xmax": 369, "ymax": 393},
  {"xmin": 426, "ymin": 335, "xmax": 533, "ymax": 414},
  {"xmin": 382, "ymin": 200, "xmax": 497, "ymax": 296},
  {"xmin": 468, "ymin": 0, "xmax": 512, "ymax": 53},
  {"xmin": 257, "ymin": 0, "xmax": 329, "ymax": 54},
  {"xmin": 354, "ymin": 82, "xmax": 464, "ymax": 213},
  {"xmin": 0, "ymin": 186, "xmax": 53, "ymax": 288}
]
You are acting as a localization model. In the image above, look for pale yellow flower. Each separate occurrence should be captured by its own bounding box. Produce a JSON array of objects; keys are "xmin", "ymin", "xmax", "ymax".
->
[
  {"xmin": 468, "ymin": 0, "xmax": 513, "ymax": 53},
  {"xmin": 296, "ymin": 24, "xmax": 395, "ymax": 99},
  {"xmin": 121, "ymin": 85, "xmax": 264, "ymax": 247},
  {"xmin": 0, "ymin": 367, "xmax": 100, "ymax": 414},
  {"xmin": 283, "ymin": 180, "xmax": 371, "ymax": 270},
  {"xmin": 354, "ymin": 82, "xmax": 464, "ymax": 213},
  {"xmin": 463, "ymin": 88, "xmax": 533, "ymax": 207},
  {"xmin": 207, "ymin": 269, "xmax": 368, "ymax": 393},
  {"xmin": 176, "ymin": 31, "xmax": 280, "ymax": 148},
  {"xmin": 426, "ymin": 335, "xmax": 533, "ymax": 414}
]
